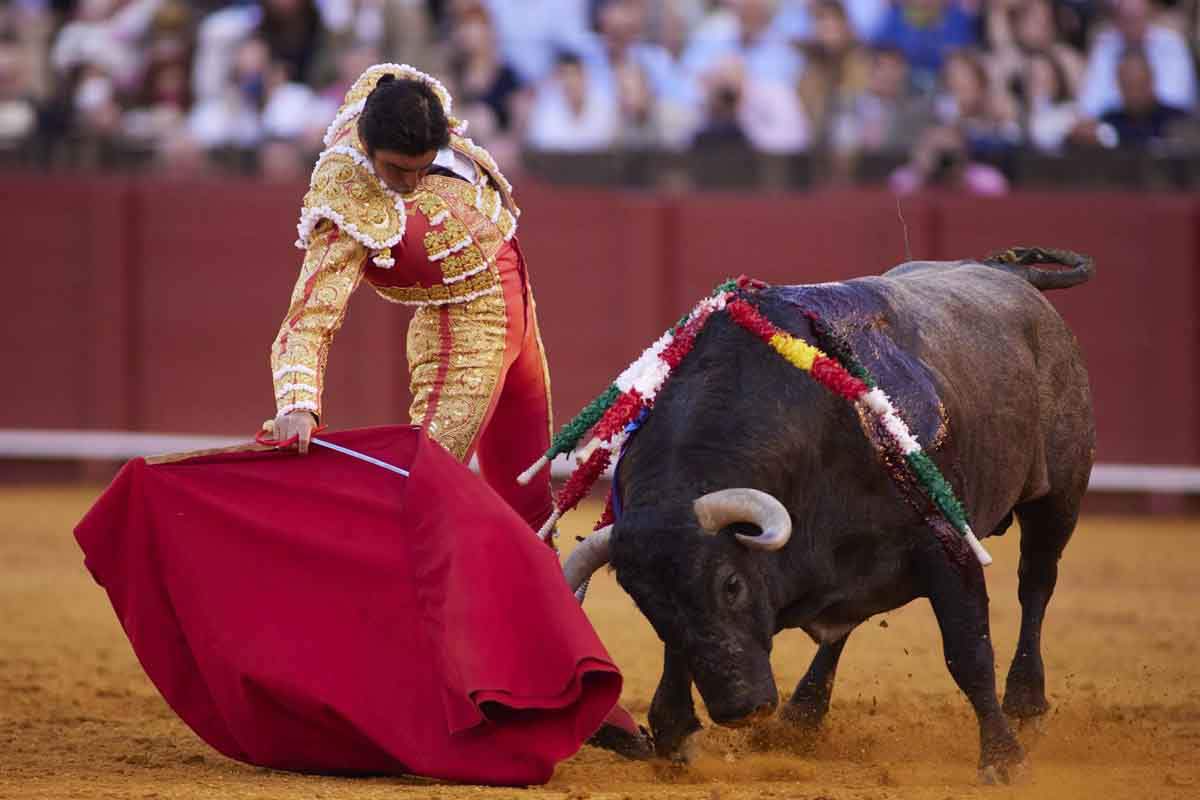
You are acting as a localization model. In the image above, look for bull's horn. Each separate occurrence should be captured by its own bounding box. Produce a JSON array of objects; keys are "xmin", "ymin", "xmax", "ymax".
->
[
  {"xmin": 694, "ymin": 489, "xmax": 792, "ymax": 550},
  {"xmin": 563, "ymin": 525, "xmax": 613, "ymax": 592}
]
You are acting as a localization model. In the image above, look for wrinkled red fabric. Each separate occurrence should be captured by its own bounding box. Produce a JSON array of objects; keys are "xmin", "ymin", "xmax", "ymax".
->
[{"xmin": 74, "ymin": 425, "xmax": 621, "ymax": 785}]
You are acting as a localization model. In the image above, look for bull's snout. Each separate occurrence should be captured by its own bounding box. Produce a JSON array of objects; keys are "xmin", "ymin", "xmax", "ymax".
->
[{"xmin": 710, "ymin": 698, "xmax": 778, "ymax": 728}]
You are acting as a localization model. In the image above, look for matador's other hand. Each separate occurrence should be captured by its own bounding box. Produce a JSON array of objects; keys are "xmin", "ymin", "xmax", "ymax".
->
[{"xmin": 273, "ymin": 410, "xmax": 318, "ymax": 454}]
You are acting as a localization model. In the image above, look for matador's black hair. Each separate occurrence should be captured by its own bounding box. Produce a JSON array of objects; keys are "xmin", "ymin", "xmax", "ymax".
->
[{"xmin": 357, "ymin": 75, "xmax": 451, "ymax": 157}]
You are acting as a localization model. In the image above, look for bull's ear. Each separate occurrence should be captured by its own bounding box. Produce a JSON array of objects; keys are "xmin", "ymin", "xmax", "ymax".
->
[{"xmin": 694, "ymin": 489, "xmax": 792, "ymax": 550}]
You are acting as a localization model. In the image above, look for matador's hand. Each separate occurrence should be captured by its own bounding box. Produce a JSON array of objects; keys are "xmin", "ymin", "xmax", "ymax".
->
[{"xmin": 273, "ymin": 410, "xmax": 318, "ymax": 454}]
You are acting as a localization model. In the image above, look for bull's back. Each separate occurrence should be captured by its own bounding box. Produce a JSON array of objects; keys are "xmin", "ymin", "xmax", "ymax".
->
[{"xmin": 792, "ymin": 263, "xmax": 1091, "ymax": 530}]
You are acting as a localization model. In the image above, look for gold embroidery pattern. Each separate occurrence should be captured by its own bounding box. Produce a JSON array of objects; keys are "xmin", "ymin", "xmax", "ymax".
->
[
  {"xmin": 527, "ymin": 290, "xmax": 555, "ymax": 439},
  {"xmin": 271, "ymin": 222, "xmax": 368, "ymax": 417},
  {"xmin": 302, "ymin": 151, "xmax": 403, "ymax": 249},
  {"xmin": 423, "ymin": 219, "xmax": 472, "ymax": 259},
  {"xmin": 441, "ymin": 247, "xmax": 486, "ymax": 281},
  {"xmin": 407, "ymin": 289, "xmax": 508, "ymax": 460},
  {"xmin": 146, "ymin": 441, "xmax": 276, "ymax": 466},
  {"xmin": 421, "ymin": 175, "xmax": 506, "ymax": 262},
  {"xmin": 373, "ymin": 269, "xmax": 499, "ymax": 306},
  {"xmin": 477, "ymin": 183, "xmax": 501, "ymax": 222},
  {"xmin": 413, "ymin": 191, "xmax": 449, "ymax": 219},
  {"xmin": 497, "ymin": 207, "xmax": 517, "ymax": 240}
]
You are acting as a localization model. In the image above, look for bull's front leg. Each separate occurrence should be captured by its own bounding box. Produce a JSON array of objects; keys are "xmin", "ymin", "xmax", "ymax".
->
[
  {"xmin": 780, "ymin": 632, "xmax": 850, "ymax": 730},
  {"xmin": 917, "ymin": 539, "xmax": 1026, "ymax": 785},
  {"xmin": 649, "ymin": 645, "xmax": 702, "ymax": 760}
]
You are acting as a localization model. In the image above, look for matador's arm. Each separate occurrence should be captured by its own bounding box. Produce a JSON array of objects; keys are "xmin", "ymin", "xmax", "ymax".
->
[{"xmin": 270, "ymin": 220, "xmax": 368, "ymax": 420}]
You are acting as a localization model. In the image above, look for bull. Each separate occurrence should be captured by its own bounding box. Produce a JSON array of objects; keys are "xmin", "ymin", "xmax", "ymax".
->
[{"xmin": 564, "ymin": 251, "xmax": 1095, "ymax": 782}]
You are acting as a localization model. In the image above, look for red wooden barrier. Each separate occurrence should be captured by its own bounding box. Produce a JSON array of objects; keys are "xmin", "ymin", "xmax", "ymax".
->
[{"xmin": 0, "ymin": 173, "xmax": 1195, "ymax": 466}]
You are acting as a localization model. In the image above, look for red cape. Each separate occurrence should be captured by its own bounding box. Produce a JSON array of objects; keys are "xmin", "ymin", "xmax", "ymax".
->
[{"xmin": 74, "ymin": 425, "xmax": 620, "ymax": 785}]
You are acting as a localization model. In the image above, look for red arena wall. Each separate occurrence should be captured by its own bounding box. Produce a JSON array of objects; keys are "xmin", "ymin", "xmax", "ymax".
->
[{"xmin": 2, "ymin": 173, "xmax": 1196, "ymax": 467}]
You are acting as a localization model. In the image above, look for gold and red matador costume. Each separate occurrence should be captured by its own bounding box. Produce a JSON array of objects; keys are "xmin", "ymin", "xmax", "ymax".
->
[{"xmin": 270, "ymin": 63, "xmax": 554, "ymax": 530}]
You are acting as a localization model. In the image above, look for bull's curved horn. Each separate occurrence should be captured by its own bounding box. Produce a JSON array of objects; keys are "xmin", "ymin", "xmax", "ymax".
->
[
  {"xmin": 694, "ymin": 489, "xmax": 792, "ymax": 551},
  {"xmin": 563, "ymin": 525, "xmax": 613, "ymax": 592}
]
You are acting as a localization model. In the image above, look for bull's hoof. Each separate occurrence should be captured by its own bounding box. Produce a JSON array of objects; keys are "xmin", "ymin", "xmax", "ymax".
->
[
  {"xmin": 979, "ymin": 757, "xmax": 1032, "ymax": 786},
  {"xmin": 1002, "ymin": 685, "xmax": 1050, "ymax": 719},
  {"xmin": 587, "ymin": 723, "xmax": 654, "ymax": 760},
  {"xmin": 778, "ymin": 699, "xmax": 828, "ymax": 731},
  {"xmin": 653, "ymin": 728, "xmax": 700, "ymax": 761},
  {"xmin": 664, "ymin": 734, "xmax": 702, "ymax": 765}
]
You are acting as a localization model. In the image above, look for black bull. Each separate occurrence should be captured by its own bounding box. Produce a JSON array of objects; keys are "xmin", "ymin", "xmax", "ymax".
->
[{"xmin": 568, "ymin": 252, "xmax": 1095, "ymax": 783}]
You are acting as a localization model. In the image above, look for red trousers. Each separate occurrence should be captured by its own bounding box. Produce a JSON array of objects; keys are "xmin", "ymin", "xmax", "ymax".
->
[{"xmin": 406, "ymin": 240, "xmax": 554, "ymax": 529}]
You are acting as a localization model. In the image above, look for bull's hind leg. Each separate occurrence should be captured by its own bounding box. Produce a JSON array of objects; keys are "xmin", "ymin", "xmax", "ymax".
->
[
  {"xmin": 917, "ymin": 537, "xmax": 1025, "ymax": 783},
  {"xmin": 1003, "ymin": 492, "xmax": 1080, "ymax": 719},
  {"xmin": 780, "ymin": 633, "xmax": 850, "ymax": 729}
]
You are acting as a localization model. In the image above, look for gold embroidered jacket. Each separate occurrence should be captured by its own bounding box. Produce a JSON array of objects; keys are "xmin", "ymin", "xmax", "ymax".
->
[{"xmin": 270, "ymin": 63, "xmax": 520, "ymax": 420}]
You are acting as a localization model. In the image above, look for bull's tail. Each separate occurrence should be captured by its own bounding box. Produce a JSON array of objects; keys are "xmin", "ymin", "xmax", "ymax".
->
[{"xmin": 981, "ymin": 246, "xmax": 1094, "ymax": 291}]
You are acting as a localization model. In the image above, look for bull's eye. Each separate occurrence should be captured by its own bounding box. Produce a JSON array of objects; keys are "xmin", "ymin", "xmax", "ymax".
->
[{"xmin": 723, "ymin": 574, "xmax": 742, "ymax": 601}]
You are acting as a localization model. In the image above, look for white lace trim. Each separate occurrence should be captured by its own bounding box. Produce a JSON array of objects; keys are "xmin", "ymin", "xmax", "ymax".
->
[
  {"xmin": 295, "ymin": 145, "xmax": 406, "ymax": 259},
  {"xmin": 475, "ymin": 185, "xmax": 502, "ymax": 224},
  {"xmin": 278, "ymin": 400, "xmax": 319, "ymax": 415},
  {"xmin": 427, "ymin": 235, "xmax": 474, "ymax": 262},
  {"xmin": 501, "ymin": 209, "xmax": 518, "ymax": 241},
  {"xmin": 322, "ymin": 98, "xmax": 365, "ymax": 148},
  {"xmin": 442, "ymin": 259, "xmax": 491, "ymax": 285},
  {"xmin": 276, "ymin": 382, "xmax": 317, "ymax": 399},
  {"xmin": 428, "ymin": 209, "xmax": 449, "ymax": 227},
  {"xmin": 273, "ymin": 365, "xmax": 317, "ymax": 380},
  {"xmin": 376, "ymin": 283, "xmax": 501, "ymax": 307}
]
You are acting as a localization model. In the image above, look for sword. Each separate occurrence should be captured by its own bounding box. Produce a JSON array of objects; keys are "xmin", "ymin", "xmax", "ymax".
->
[{"xmin": 310, "ymin": 437, "xmax": 410, "ymax": 477}]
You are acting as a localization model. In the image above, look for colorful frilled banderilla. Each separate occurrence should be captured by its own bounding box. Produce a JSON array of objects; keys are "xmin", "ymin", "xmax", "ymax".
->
[{"xmin": 520, "ymin": 278, "xmax": 993, "ymax": 567}]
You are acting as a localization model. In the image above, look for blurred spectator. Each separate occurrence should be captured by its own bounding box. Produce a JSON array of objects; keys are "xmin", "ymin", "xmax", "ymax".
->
[
  {"xmin": 988, "ymin": 0, "xmax": 1086, "ymax": 100},
  {"xmin": 649, "ymin": 0, "xmax": 708, "ymax": 59},
  {"xmin": 0, "ymin": 33, "xmax": 38, "ymax": 149},
  {"xmin": 51, "ymin": 0, "xmax": 168, "ymax": 93},
  {"xmin": 447, "ymin": 3, "xmax": 522, "ymax": 133},
  {"xmin": 121, "ymin": 51, "xmax": 191, "ymax": 149},
  {"xmin": 830, "ymin": 46, "xmax": 935, "ymax": 155},
  {"xmin": 482, "ymin": 0, "xmax": 591, "ymax": 82},
  {"xmin": 318, "ymin": 41, "xmax": 380, "ymax": 107},
  {"xmin": 1070, "ymin": 48, "xmax": 1189, "ymax": 147},
  {"xmin": 192, "ymin": 3, "xmax": 261, "ymax": 105},
  {"xmin": 1053, "ymin": 0, "xmax": 1103, "ymax": 51},
  {"xmin": 873, "ymin": 0, "xmax": 977, "ymax": 89},
  {"xmin": 799, "ymin": 0, "xmax": 873, "ymax": 149},
  {"xmin": 320, "ymin": 0, "xmax": 442, "ymax": 75},
  {"xmin": 683, "ymin": 0, "xmax": 805, "ymax": 86},
  {"xmin": 187, "ymin": 36, "xmax": 334, "ymax": 151},
  {"xmin": 889, "ymin": 123, "xmax": 1009, "ymax": 193},
  {"xmin": 691, "ymin": 53, "xmax": 809, "ymax": 153},
  {"xmin": 841, "ymin": 0, "xmax": 892, "ymax": 41},
  {"xmin": 578, "ymin": 0, "xmax": 696, "ymax": 148},
  {"xmin": 525, "ymin": 50, "xmax": 618, "ymax": 151},
  {"xmin": 1023, "ymin": 50, "xmax": 1082, "ymax": 151},
  {"xmin": 2, "ymin": 1, "xmax": 53, "ymax": 101},
  {"xmin": 258, "ymin": 0, "xmax": 326, "ymax": 85},
  {"xmin": 1078, "ymin": 0, "xmax": 1196, "ymax": 117},
  {"xmin": 937, "ymin": 51, "xmax": 1022, "ymax": 162},
  {"xmin": 192, "ymin": 0, "xmax": 331, "ymax": 109}
]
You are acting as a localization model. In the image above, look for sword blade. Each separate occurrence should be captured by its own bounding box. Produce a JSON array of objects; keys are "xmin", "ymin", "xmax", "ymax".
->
[{"xmin": 310, "ymin": 437, "xmax": 411, "ymax": 477}]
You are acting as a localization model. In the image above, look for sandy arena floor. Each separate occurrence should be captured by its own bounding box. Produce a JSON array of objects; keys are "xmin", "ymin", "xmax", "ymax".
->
[{"xmin": 2, "ymin": 485, "xmax": 1198, "ymax": 800}]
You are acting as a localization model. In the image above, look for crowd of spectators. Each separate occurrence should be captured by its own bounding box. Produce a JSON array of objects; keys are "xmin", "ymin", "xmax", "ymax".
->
[{"xmin": 2, "ymin": 0, "xmax": 1200, "ymax": 190}]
